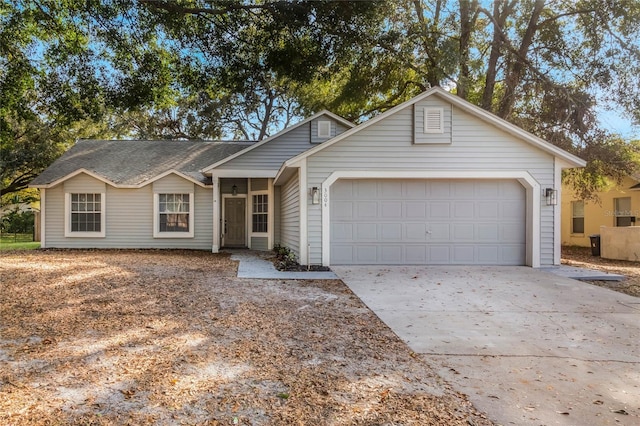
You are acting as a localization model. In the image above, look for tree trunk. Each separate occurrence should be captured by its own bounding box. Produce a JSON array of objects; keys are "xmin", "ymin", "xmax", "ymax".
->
[
  {"xmin": 458, "ymin": 0, "xmax": 479, "ymax": 99},
  {"xmin": 481, "ymin": 1, "xmax": 517, "ymax": 111},
  {"xmin": 497, "ymin": 0, "xmax": 546, "ymax": 118}
]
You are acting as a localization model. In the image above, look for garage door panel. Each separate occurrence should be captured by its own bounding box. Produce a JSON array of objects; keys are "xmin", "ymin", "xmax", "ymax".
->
[
  {"xmin": 430, "ymin": 202, "xmax": 451, "ymax": 218},
  {"xmin": 453, "ymin": 223, "xmax": 475, "ymax": 240},
  {"xmin": 381, "ymin": 202, "xmax": 402, "ymax": 218},
  {"xmin": 355, "ymin": 245, "xmax": 377, "ymax": 263},
  {"xmin": 356, "ymin": 202, "xmax": 378, "ymax": 218},
  {"xmin": 330, "ymin": 179, "xmax": 525, "ymax": 265},
  {"xmin": 453, "ymin": 202, "xmax": 474, "ymax": 218},
  {"xmin": 477, "ymin": 202, "xmax": 499, "ymax": 218},
  {"xmin": 381, "ymin": 223, "xmax": 402, "ymax": 240},
  {"xmin": 429, "ymin": 223, "xmax": 451, "ymax": 240},
  {"xmin": 332, "ymin": 201, "xmax": 354, "ymax": 220},
  {"xmin": 405, "ymin": 245, "xmax": 427, "ymax": 263},
  {"xmin": 405, "ymin": 223, "xmax": 427, "ymax": 240},
  {"xmin": 477, "ymin": 223, "xmax": 499, "ymax": 241},
  {"xmin": 453, "ymin": 246, "xmax": 475, "ymax": 263},
  {"xmin": 331, "ymin": 223, "xmax": 353, "ymax": 241},
  {"xmin": 355, "ymin": 223, "xmax": 377, "ymax": 240},
  {"xmin": 406, "ymin": 202, "xmax": 427, "ymax": 218}
]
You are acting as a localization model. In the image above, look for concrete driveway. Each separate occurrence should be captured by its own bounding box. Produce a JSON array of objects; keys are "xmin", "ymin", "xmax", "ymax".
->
[{"xmin": 333, "ymin": 265, "xmax": 640, "ymax": 426}]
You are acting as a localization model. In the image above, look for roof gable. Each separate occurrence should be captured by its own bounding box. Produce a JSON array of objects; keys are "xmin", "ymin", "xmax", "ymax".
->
[
  {"xmin": 201, "ymin": 110, "xmax": 354, "ymax": 174},
  {"xmin": 278, "ymin": 87, "xmax": 586, "ymax": 175}
]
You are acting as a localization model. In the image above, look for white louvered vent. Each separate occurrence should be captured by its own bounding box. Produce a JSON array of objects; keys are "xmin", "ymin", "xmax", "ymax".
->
[
  {"xmin": 424, "ymin": 108, "xmax": 444, "ymax": 133},
  {"xmin": 317, "ymin": 120, "xmax": 331, "ymax": 138}
]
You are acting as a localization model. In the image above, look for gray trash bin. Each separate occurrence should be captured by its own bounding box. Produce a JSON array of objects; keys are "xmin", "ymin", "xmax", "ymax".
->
[{"xmin": 589, "ymin": 234, "xmax": 601, "ymax": 256}]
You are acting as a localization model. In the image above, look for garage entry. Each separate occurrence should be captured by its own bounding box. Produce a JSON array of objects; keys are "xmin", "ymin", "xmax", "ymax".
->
[{"xmin": 330, "ymin": 179, "xmax": 526, "ymax": 265}]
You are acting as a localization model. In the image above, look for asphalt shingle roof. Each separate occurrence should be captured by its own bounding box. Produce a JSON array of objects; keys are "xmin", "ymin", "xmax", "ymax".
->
[{"xmin": 30, "ymin": 139, "xmax": 254, "ymax": 186}]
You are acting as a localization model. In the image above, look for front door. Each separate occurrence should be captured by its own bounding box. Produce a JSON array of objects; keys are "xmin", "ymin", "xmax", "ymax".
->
[{"xmin": 224, "ymin": 197, "xmax": 246, "ymax": 247}]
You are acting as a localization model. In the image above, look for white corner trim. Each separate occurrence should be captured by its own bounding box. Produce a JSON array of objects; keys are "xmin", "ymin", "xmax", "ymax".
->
[
  {"xmin": 40, "ymin": 188, "xmax": 46, "ymax": 248},
  {"xmin": 299, "ymin": 159, "xmax": 308, "ymax": 264},
  {"xmin": 212, "ymin": 177, "xmax": 220, "ymax": 252},
  {"xmin": 320, "ymin": 170, "xmax": 541, "ymax": 268},
  {"xmin": 554, "ymin": 160, "xmax": 562, "ymax": 265},
  {"xmin": 153, "ymin": 192, "xmax": 195, "ymax": 238},
  {"xmin": 64, "ymin": 191, "xmax": 106, "ymax": 238}
]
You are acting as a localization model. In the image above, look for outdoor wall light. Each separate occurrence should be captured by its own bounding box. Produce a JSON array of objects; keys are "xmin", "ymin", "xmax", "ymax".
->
[
  {"xmin": 232, "ymin": 184, "xmax": 238, "ymax": 196},
  {"xmin": 311, "ymin": 187, "xmax": 320, "ymax": 204},
  {"xmin": 545, "ymin": 188, "xmax": 558, "ymax": 206}
]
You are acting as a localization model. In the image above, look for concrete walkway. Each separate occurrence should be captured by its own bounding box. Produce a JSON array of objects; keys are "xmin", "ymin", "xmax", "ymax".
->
[
  {"xmin": 333, "ymin": 265, "xmax": 640, "ymax": 426},
  {"xmin": 228, "ymin": 250, "xmax": 338, "ymax": 279}
]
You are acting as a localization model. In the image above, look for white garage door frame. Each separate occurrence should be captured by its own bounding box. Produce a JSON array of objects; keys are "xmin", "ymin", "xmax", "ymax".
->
[{"xmin": 321, "ymin": 170, "xmax": 541, "ymax": 268}]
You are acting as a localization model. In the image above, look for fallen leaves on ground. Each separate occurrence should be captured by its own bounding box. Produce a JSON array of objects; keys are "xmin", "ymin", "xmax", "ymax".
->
[
  {"xmin": 562, "ymin": 246, "xmax": 640, "ymax": 298},
  {"xmin": 0, "ymin": 249, "xmax": 493, "ymax": 425}
]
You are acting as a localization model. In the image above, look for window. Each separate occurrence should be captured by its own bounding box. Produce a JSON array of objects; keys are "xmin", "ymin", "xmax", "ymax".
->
[
  {"xmin": 571, "ymin": 201, "xmax": 584, "ymax": 234},
  {"xmin": 614, "ymin": 197, "xmax": 632, "ymax": 227},
  {"xmin": 154, "ymin": 193, "xmax": 194, "ymax": 237},
  {"xmin": 65, "ymin": 193, "xmax": 105, "ymax": 237},
  {"xmin": 424, "ymin": 108, "xmax": 444, "ymax": 133},
  {"xmin": 252, "ymin": 194, "xmax": 268, "ymax": 233},
  {"xmin": 317, "ymin": 120, "xmax": 331, "ymax": 138}
]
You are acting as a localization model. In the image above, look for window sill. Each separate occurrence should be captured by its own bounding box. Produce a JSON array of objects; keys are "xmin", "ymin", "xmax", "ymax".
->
[
  {"xmin": 153, "ymin": 232, "xmax": 194, "ymax": 239},
  {"xmin": 65, "ymin": 232, "xmax": 105, "ymax": 238}
]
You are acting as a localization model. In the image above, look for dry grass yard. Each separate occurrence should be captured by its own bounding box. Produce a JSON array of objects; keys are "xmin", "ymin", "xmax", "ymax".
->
[{"xmin": 0, "ymin": 250, "xmax": 492, "ymax": 425}]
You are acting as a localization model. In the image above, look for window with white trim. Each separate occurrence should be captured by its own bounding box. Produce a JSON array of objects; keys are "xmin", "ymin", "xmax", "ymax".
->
[
  {"xmin": 252, "ymin": 194, "xmax": 268, "ymax": 233},
  {"xmin": 65, "ymin": 193, "xmax": 105, "ymax": 237},
  {"xmin": 154, "ymin": 193, "xmax": 194, "ymax": 237},
  {"xmin": 571, "ymin": 200, "xmax": 584, "ymax": 234},
  {"xmin": 424, "ymin": 108, "xmax": 444, "ymax": 133},
  {"xmin": 317, "ymin": 120, "xmax": 331, "ymax": 138}
]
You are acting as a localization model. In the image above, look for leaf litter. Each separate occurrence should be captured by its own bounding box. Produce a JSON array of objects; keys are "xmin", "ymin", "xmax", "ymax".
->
[{"xmin": 0, "ymin": 249, "xmax": 493, "ymax": 425}]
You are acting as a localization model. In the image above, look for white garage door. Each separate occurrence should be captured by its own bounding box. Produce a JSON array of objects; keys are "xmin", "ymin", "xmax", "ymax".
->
[{"xmin": 330, "ymin": 179, "xmax": 526, "ymax": 265}]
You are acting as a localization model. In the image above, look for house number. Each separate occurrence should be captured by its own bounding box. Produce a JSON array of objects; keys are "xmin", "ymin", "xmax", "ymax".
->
[{"xmin": 323, "ymin": 187, "xmax": 329, "ymax": 207}]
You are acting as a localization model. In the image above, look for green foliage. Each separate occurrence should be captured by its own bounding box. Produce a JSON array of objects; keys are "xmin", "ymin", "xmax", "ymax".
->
[
  {"xmin": 273, "ymin": 244, "xmax": 299, "ymax": 271},
  {"xmin": 2, "ymin": 0, "xmax": 639, "ymax": 199},
  {"xmin": 0, "ymin": 208, "xmax": 34, "ymax": 235}
]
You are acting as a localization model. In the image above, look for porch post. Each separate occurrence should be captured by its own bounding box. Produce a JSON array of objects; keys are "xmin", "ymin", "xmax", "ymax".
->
[{"xmin": 212, "ymin": 177, "xmax": 220, "ymax": 252}]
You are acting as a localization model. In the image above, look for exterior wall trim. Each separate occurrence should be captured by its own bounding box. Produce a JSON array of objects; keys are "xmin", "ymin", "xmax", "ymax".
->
[
  {"xmin": 299, "ymin": 160, "xmax": 308, "ymax": 264},
  {"xmin": 40, "ymin": 188, "xmax": 46, "ymax": 248},
  {"xmin": 212, "ymin": 178, "xmax": 220, "ymax": 252},
  {"xmin": 320, "ymin": 170, "xmax": 541, "ymax": 268},
  {"xmin": 30, "ymin": 168, "xmax": 208, "ymax": 189}
]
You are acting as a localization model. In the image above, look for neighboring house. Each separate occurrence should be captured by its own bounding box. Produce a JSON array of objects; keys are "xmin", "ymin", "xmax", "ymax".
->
[
  {"xmin": 30, "ymin": 87, "xmax": 585, "ymax": 267},
  {"xmin": 561, "ymin": 175, "xmax": 640, "ymax": 247}
]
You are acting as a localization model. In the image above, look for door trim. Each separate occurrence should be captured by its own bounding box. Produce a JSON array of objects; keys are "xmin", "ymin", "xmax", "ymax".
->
[
  {"xmin": 320, "ymin": 170, "xmax": 541, "ymax": 268},
  {"xmin": 222, "ymin": 194, "xmax": 248, "ymax": 248}
]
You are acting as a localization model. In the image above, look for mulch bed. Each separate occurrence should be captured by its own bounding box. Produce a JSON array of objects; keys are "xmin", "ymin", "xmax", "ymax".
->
[{"xmin": 0, "ymin": 249, "xmax": 492, "ymax": 425}]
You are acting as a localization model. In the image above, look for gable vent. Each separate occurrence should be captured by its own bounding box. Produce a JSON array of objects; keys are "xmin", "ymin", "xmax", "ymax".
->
[{"xmin": 424, "ymin": 108, "xmax": 444, "ymax": 133}]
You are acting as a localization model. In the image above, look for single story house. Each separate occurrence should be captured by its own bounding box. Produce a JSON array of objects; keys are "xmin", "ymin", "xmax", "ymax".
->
[
  {"xmin": 562, "ymin": 175, "xmax": 640, "ymax": 247},
  {"xmin": 30, "ymin": 87, "xmax": 586, "ymax": 267}
]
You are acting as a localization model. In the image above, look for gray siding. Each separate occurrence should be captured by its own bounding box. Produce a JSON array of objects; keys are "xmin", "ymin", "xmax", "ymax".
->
[
  {"xmin": 414, "ymin": 99, "xmax": 452, "ymax": 144},
  {"xmin": 306, "ymin": 101, "xmax": 555, "ymax": 265},
  {"xmin": 45, "ymin": 173, "xmax": 213, "ymax": 249},
  {"xmin": 218, "ymin": 123, "xmax": 312, "ymax": 171},
  {"xmin": 280, "ymin": 170, "xmax": 300, "ymax": 257},
  {"xmin": 217, "ymin": 115, "xmax": 351, "ymax": 171},
  {"xmin": 251, "ymin": 236, "xmax": 269, "ymax": 251}
]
